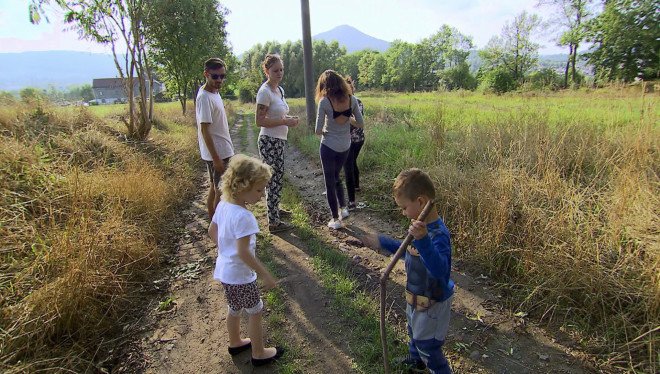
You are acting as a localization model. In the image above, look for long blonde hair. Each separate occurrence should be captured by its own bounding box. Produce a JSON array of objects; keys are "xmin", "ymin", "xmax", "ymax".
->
[{"xmin": 221, "ymin": 154, "xmax": 272, "ymax": 200}]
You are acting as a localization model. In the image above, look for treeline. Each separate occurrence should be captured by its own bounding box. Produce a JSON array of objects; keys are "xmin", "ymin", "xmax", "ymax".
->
[
  {"xmin": 236, "ymin": 25, "xmax": 476, "ymax": 100},
  {"xmin": 0, "ymin": 85, "xmax": 95, "ymax": 105},
  {"xmin": 235, "ymin": 1, "xmax": 658, "ymax": 99}
]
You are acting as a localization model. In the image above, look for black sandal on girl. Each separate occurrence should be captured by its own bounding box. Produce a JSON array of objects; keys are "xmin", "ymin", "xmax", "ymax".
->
[
  {"xmin": 251, "ymin": 346, "xmax": 285, "ymax": 366},
  {"xmin": 228, "ymin": 341, "xmax": 251, "ymax": 356}
]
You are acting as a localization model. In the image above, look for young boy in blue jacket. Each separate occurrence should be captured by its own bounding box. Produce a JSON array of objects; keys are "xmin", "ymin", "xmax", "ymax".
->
[{"xmin": 364, "ymin": 168, "xmax": 454, "ymax": 374}]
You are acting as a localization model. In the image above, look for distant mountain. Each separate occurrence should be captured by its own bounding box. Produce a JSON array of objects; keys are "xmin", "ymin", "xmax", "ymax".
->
[
  {"xmin": 0, "ymin": 51, "xmax": 119, "ymax": 91},
  {"xmin": 313, "ymin": 25, "xmax": 390, "ymax": 53}
]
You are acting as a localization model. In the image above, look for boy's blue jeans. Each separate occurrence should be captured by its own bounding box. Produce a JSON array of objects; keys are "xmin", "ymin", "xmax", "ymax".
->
[{"xmin": 406, "ymin": 295, "xmax": 453, "ymax": 374}]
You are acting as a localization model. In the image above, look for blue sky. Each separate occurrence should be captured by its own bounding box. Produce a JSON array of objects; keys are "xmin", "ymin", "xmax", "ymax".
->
[{"xmin": 0, "ymin": 0, "xmax": 566, "ymax": 55}]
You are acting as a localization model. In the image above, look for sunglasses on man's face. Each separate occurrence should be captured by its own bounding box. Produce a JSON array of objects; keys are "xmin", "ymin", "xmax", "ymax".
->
[{"xmin": 210, "ymin": 73, "xmax": 226, "ymax": 80}]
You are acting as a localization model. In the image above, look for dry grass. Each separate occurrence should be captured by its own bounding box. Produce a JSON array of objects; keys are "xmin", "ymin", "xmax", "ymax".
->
[
  {"xmin": 0, "ymin": 101, "xmax": 198, "ymax": 372},
  {"xmin": 288, "ymin": 86, "xmax": 658, "ymax": 372},
  {"xmin": 429, "ymin": 103, "xmax": 658, "ymax": 372}
]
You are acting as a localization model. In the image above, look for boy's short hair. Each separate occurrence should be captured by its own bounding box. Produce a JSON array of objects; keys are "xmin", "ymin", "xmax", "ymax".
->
[
  {"xmin": 393, "ymin": 168, "xmax": 436, "ymax": 201},
  {"xmin": 221, "ymin": 154, "xmax": 272, "ymax": 200},
  {"xmin": 204, "ymin": 57, "xmax": 226, "ymax": 71}
]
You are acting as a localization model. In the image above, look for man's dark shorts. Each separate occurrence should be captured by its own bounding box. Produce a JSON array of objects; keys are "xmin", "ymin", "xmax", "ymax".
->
[{"xmin": 205, "ymin": 157, "xmax": 231, "ymax": 188}]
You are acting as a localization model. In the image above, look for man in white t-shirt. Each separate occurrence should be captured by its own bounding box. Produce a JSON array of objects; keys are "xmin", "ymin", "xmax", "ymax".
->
[{"xmin": 196, "ymin": 57, "xmax": 235, "ymax": 219}]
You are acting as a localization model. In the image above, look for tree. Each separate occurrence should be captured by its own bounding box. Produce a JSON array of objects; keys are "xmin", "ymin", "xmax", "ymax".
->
[
  {"xmin": 478, "ymin": 67, "xmax": 517, "ymax": 94},
  {"xmin": 528, "ymin": 67, "xmax": 564, "ymax": 89},
  {"xmin": 538, "ymin": 0, "xmax": 594, "ymax": 87},
  {"xmin": 78, "ymin": 84, "xmax": 95, "ymax": 102},
  {"xmin": 312, "ymin": 40, "xmax": 347, "ymax": 84},
  {"xmin": 480, "ymin": 11, "xmax": 542, "ymax": 83},
  {"xmin": 411, "ymin": 41, "xmax": 440, "ymax": 90},
  {"xmin": 236, "ymin": 69, "xmax": 262, "ymax": 103},
  {"xmin": 425, "ymin": 25, "xmax": 474, "ymax": 69},
  {"xmin": 422, "ymin": 25, "xmax": 475, "ymax": 91},
  {"xmin": 144, "ymin": 0, "xmax": 231, "ymax": 114},
  {"xmin": 383, "ymin": 40, "xmax": 417, "ymax": 91},
  {"xmin": 585, "ymin": 0, "xmax": 659, "ymax": 82},
  {"xmin": 279, "ymin": 41, "xmax": 305, "ymax": 97},
  {"xmin": 337, "ymin": 50, "xmax": 369, "ymax": 83},
  {"xmin": 31, "ymin": 0, "xmax": 155, "ymax": 140},
  {"xmin": 357, "ymin": 51, "xmax": 385, "ymax": 90}
]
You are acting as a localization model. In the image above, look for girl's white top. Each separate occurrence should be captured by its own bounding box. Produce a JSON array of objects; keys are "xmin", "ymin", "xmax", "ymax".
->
[{"xmin": 212, "ymin": 201, "xmax": 260, "ymax": 284}]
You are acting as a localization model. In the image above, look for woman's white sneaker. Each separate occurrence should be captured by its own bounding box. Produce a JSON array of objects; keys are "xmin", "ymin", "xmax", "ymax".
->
[
  {"xmin": 340, "ymin": 207, "xmax": 350, "ymax": 219},
  {"xmin": 327, "ymin": 219, "xmax": 342, "ymax": 229}
]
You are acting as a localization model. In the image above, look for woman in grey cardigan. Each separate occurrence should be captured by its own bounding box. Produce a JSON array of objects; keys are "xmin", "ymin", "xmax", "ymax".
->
[{"xmin": 315, "ymin": 70, "xmax": 364, "ymax": 229}]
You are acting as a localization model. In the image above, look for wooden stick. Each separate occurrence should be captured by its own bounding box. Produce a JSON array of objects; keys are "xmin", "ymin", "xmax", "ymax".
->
[{"xmin": 379, "ymin": 201, "xmax": 434, "ymax": 373}]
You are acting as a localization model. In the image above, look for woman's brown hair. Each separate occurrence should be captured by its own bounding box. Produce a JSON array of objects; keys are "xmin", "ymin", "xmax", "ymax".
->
[{"xmin": 315, "ymin": 70, "xmax": 351, "ymax": 102}]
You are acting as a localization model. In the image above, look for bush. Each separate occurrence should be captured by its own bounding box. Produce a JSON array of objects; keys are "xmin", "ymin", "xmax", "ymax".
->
[
  {"xmin": 153, "ymin": 91, "xmax": 170, "ymax": 103},
  {"xmin": 478, "ymin": 67, "xmax": 518, "ymax": 94},
  {"xmin": 0, "ymin": 91, "xmax": 16, "ymax": 106},
  {"xmin": 19, "ymin": 87, "xmax": 45, "ymax": 105},
  {"xmin": 438, "ymin": 62, "xmax": 478, "ymax": 91},
  {"xmin": 236, "ymin": 70, "xmax": 263, "ymax": 103},
  {"xmin": 527, "ymin": 68, "xmax": 563, "ymax": 90}
]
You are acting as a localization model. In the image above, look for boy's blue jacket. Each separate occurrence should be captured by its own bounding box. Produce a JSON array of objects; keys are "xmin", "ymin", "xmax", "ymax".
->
[{"xmin": 378, "ymin": 218, "xmax": 454, "ymax": 302}]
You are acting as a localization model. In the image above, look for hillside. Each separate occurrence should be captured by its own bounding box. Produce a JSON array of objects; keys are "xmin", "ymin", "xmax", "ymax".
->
[
  {"xmin": 0, "ymin": 51, "xmax": 118, "ymax": 91},
  {"xmin": 313, "ymin": 24, "xmax": 390, "ymax": 52}
]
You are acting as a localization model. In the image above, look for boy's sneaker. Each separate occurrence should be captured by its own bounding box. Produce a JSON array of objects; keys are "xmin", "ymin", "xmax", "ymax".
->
[
  {"xmin": 347, "ymin": 201, "xmax": 356, "ymax": 210},
  {"xmin": 327, "ymin": 219, "xmax": 342, "ymax": 230},
  {"xmin": 269, "ymin": 221, "xmax": 293, "ymax": 234},
  {"xmin": 340, "ymin": 207, "xmax": 350, "ymax": 219},
  {"xmin": 393, "ymin": 354, "xmax": 426, "ymax": 372}
]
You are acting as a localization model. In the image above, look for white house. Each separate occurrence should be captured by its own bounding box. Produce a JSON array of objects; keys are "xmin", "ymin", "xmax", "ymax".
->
[{"xmin": 91, "ymin": 77, "xmax": 164, "ymax": 104}]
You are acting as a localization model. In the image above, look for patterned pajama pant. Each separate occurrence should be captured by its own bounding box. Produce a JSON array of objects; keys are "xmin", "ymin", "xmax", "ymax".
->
[{"xmin": 258, "ymin": 135, "xmax": 286, "ymax": 225}]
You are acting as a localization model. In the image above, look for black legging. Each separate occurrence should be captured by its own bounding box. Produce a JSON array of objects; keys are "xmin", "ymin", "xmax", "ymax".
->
[
  {"xmin": 343, "ymin": 140, "xmax": 364, "ymax": 203},
  {"xmin": 320, "ymin": 143, "xmax": 349, "ymax": 219}
]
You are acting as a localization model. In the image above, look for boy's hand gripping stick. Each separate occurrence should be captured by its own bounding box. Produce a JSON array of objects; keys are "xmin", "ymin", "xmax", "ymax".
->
[{"xmin": 379, "ymin": 201, "xmax": 434, "ymax": 374}]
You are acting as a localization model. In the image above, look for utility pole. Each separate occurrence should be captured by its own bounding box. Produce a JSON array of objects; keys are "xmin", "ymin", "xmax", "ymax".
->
[{"xmin": 300, "ymin": 0, "xmax": 315, "ymax": 126}]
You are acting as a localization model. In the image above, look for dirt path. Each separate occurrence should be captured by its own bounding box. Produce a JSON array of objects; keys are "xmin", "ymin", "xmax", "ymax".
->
[{"xmin": 117, "ymin": 115, "xmax": 597, "ymax": 373}]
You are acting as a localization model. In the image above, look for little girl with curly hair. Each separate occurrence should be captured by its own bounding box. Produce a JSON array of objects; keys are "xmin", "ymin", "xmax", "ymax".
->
[{"xmin": 208, "ymin": 154, "xmax": 284, "ymax": 366}]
